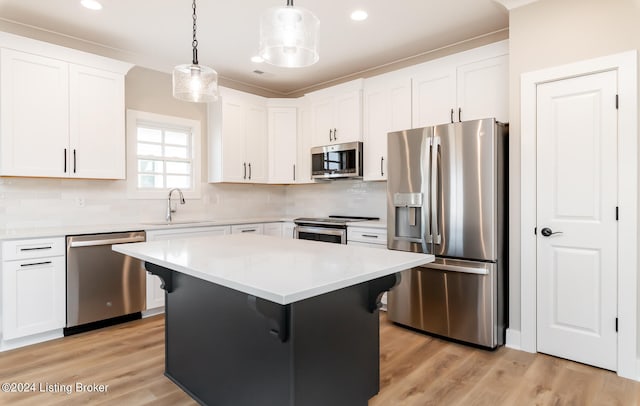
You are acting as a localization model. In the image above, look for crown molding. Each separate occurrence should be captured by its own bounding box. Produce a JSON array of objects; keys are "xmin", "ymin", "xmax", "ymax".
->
[{"xmin": 493, "ymin": 0, "xmax": 540, "ymax": 10}]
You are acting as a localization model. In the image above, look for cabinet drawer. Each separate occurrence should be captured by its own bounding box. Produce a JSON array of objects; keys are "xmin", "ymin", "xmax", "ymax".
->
[
  {"xmin": 231, "ymin": 224, "xmax": 264, "ymax": 234},
  {"xmin": 348, "ymin": 228, "xmax": 387, "ymax": 245},
  {"xmin": 2, "ymin": 237, "xmax": 65, "ymax": 261}
]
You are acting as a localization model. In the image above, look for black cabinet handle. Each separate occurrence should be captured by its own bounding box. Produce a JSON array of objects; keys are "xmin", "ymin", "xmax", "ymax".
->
[
  {"xmin": 243, "ymin": 163, "xmax": 247, "ymax": 179},
  {"xmin": 241, "ymin": 229, "xmax": 257, "ymax": 233},
  {"xmin": 381, "ymin": 157, "xmax": 384, "ymax": 176},
  {"xmin": 458, "ymin": 107, "xmax": 462, "ymax": 122},
  {"xmin": 362, "ymin": 234, "xmax": 379, "ymax": 239},
  {"xmin": 20, "ymin": 261, "xmax": 52, "ymax": 268},
  {"xmin": 20, "ymin": 246, "xmax": 52, "ymax": 251},
  {"xmin": 73, "ymin": 149, "xmax": 77, "ymax": 173},
  {"xmin": 248, "ymin": 163, "xmax": 252, "ymax": 180},
  {"xmin": 450, "ymin": 108, "xmax": 454, "ymax": 123},
  {"xmin": 293, "ymin": 164, "xmax": 296, "ymax": 181},
  {"xmin": 333, "ymin": 128, "xmax": 337, "ymax": 141},
  {"xmin": 64, "ymin": 148, "xmax": 67, "ymax": 173},
  {"xmin": 329, "ymin": 129, "xmax": 333, "ymax": 141}
]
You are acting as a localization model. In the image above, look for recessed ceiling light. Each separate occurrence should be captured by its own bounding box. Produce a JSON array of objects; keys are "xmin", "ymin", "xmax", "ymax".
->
[
  {"xmin": 251, "ymin": 55, "xmax": 264, "ymax": 63},
  {"xmin": 350, "ymin": 10, "xmax": 368, "ymax": 21},
  {"xmin": 81, "ymin": 0, "xmax": 103, "ymax": 10}
]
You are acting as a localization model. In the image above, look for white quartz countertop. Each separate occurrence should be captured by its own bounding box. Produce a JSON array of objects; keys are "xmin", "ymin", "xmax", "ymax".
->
[{"xmin": 113, "ymin": 234, "xmax": 431, "ymax": 305}]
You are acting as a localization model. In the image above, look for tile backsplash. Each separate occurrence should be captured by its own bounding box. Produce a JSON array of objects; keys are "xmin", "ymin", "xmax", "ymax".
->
[
  {"xmin": 0, "ymin": 178, "xmax": 387, "ymax": 229},
  {"xmin": 285, "ymin": 180, "xmax": 387, "ymax": 220}
]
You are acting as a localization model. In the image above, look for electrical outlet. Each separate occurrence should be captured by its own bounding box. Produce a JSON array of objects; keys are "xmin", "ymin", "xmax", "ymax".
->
[{"xmin": 76, "ymin": 197, "xmax": 85, "ymax": 207}]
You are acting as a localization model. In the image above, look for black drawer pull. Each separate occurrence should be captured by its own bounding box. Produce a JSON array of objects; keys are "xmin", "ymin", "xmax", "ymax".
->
[
  {"xmin": 21, "ymin": 261, "xmax": 52, "ymax": 267},
  {"xmin": 241, "ymin": 229, "xmax": 257, "ymax": 233},
  {"xmin": 362, "ymin": 234, "xmax": 379, "ymax": 238},
  {"xmin": 20, "ymin": 246, "xmax": 52, "ymax": 251}
]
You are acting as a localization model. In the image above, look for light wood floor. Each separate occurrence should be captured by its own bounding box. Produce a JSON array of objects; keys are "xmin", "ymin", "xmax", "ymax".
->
[{"xmin": 0, "ymin": 314, "xmax": 638, "ymax": 405}]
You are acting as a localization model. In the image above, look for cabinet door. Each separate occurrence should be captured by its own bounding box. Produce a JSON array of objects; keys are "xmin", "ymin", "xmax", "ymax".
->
[
  {"xmin": 69, "ymin": 65, "xmax": 125, "ymax": 179},
  {"xmin": 245, "ymin": 104, "xmax": 268, "ymax": 183},
  {"xmin": 333, "ymin": 90, "xmax": 362, "ymax": 144},
  {"xmin": 363, "ymin": 78, "xmax": 411, "ymax": 181},
  {"xmin": 268, "ymin": 107, "xmax": 297, "ymax": 183},
  {"xmin": 282, "ymin": 222, "xmax": 296, "ymax": 239},
  {"xmin": 412, "ymin": 67, "xmax": 456, "ymax": 128},
  {"xmin": 0, "ymin": 49, "xmax": 69, "ymax": 177},
  {"xmin": 220, "ymin": 99, "xmax": 247, "ymax": 182},
  {"xmin": 263, "ymin": 222, "xmax": 283, "ymax": 237},
  {"xmin": 456, "ymin": 54, "xmax": 508, "ymax": 123},
  {"xmin": 296, "ymin": 104, "xmax": 313, "ymax": 183},
  {"xmin": 2, "ymin": 256, "xmax": 65, "ymax": 340},
  {"xmin": 311, "ymin": 97, "xmax": 334, "ymax": 147}
]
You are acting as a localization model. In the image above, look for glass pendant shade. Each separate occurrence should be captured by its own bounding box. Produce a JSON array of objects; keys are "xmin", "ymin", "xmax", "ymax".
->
[
  {"xmin": 259, "ymin": 5, "xmax": 319, "ymax": 68},
  {"xmin": 172, "ymin": 63, "xmax": 218, "ymax": 103}
]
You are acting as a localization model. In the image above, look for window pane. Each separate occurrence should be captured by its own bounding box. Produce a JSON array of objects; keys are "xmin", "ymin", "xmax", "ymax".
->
[
  {"xmin": 165, "ymin": 131, "xmax": 189, "ymax": 146},
  {"xmin": 138, "ymin": 143, "xmax": 163, "ymax": 157},
  {"xmin": 166, "ymin": 161, "xmax": 191, "ymax": 175},
  {"xmin": 166, "ymin": 175, "xmax": 190, "ymax": 189},
  {"xmin": 138, "ymin": 127, "xmax": 162, "ymax": 143},
  {"xmin": 138, "ymin": 174, "xmax": 164, "ymax": 189},
  {"xmin": 165, "ymin": 146, "xmax": 188, "ymax": 159},
  {"xmin": 138, "ymin": 159, "xmax": 164, "ymax": 173}
]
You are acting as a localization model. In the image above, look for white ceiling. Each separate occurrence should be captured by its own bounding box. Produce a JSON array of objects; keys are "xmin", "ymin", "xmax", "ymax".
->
[{"xmin": 0, "ymin": 0, "xmax": 509, "ymax": 96}]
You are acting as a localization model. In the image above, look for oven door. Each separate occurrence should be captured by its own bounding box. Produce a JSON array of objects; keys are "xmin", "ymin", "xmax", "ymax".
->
[{"xmin": 295, "ymin": 225, "xmax": 346, "ymax": 244}]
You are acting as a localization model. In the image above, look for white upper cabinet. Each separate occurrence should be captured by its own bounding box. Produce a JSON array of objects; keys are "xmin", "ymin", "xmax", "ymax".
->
[
  {"xmin": 209, "ymin": 87, "xmax": 268, "ymax": 183},
  {"xmin": 412, "ymin": 41, "xmax": 508, "ymax": 128},
  {"xmin": 363, "ymin": 74, "xmax": 412, "ymax": 181},
  {"xmin": 309, "ymin": 79, "xmax": 363, "ymax": 147},
  {"xmin": 69, "ymin": 65, "xmax": 125, "ymax": 179},
  {"xmin": 267, "ymin": 102, "xmax": 298, "ymax": 184},
  {"xmin": 0, "ymin": 33, "xmax": 132, "ymax": 179},
  {"xmin": 296, "ymin": 97, "xmax": 314, "ymax": 184}
]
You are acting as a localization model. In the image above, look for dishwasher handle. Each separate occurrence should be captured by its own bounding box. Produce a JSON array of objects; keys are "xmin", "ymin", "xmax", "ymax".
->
[{"xmin": 69, "ymin": 236, "xmax": 146, "ymax": 248}]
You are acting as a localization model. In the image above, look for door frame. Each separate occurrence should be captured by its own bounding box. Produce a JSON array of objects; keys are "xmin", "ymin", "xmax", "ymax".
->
[{"xmin": 519, "ymin": 50, "xmax": 638, "ymax": 380}]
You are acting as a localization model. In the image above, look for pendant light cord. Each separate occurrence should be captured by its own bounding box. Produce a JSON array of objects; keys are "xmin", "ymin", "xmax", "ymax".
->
[
  {"xmin": 286, "ymin": 0, "xmax": 293, "ymax": 6},
  {"xmin": 191, "ymin": 0, "xmax": 199, "ymax": 65}
]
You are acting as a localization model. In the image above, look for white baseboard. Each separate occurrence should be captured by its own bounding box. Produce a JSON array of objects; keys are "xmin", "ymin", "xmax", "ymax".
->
[
  {"xmin": 0, "ymin": 329, "xmax": 63, "ymax": 352},
  {"xmin": 505, "ymin": 328, "xmax": 522, "ymax": 351},
  {"xmin": 142, "ymin": 307, "xmax": 165, "ymax": 318}
]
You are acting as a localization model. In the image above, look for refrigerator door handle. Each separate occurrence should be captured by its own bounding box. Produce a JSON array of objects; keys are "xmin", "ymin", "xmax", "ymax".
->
[
  {"xmin": 422, "ymin": 142, "xmax": 434, "ymax": 243},
  {"xmin": 431, "ymin": 136, "xmax": 441, "ymax": 245},
  {"xmin": 420, "ymin": 262, "xmax": 489, "ymax": 275}
]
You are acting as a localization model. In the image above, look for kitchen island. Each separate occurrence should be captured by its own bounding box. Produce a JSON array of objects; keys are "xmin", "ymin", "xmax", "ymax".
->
[{"xmin": 113, "ymin": 234, "xmax": 433, "ymax": 406}]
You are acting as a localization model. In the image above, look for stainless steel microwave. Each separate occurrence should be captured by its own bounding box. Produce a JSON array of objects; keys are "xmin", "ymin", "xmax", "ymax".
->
[{"xmin": 311, "ymin": 141, "xmax": 363, "ymax": 180}]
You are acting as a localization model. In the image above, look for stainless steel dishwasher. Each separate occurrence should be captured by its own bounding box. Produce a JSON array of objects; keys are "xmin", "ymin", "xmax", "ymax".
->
[{"xmin": 65, "ymin": 231, "xmax": 146, "ymax": 335}]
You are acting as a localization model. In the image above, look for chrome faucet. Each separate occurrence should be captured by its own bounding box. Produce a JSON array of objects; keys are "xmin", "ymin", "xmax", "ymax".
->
[{"xmin": 166, "ymin": 188, "xmax": 186, "ymax": 223}]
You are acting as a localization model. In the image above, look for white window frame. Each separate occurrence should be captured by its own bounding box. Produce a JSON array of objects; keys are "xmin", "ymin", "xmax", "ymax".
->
[{"xmin": 126, "ymin": 110, "xmax": 201, "ymax": 199}]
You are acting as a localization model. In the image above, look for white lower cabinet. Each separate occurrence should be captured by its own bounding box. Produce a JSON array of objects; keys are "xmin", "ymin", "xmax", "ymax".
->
[
  {"xmin": 145, "ymin": 226, "xmax": 231, "ymax": 311},
  {"xmin": 1, "ymin": 237, "xmax": 66, "ymax": 342},
  {"xmin": 282, "ymin": 222, "xmax": 295, "ymax": 239},
  {"xmin": 263, "ymin": 222, "xmax": 283, "ymax": 237}
]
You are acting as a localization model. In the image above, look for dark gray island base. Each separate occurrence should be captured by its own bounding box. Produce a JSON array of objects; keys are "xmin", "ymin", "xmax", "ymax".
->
[{"xmin": 147, "ymin": 262, "xmax": 400, "ymax": 406}]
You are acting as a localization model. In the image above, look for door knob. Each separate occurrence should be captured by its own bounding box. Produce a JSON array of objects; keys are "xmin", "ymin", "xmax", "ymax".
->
[{"xmin": 541, "ymin": 227, "xmax": 563, "ymax": 237}]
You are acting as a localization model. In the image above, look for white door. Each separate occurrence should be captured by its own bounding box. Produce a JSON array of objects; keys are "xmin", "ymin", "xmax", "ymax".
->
[
  {"xmin": 245, "ymin": 103, "xmax": 268, "ymax": 183},
  {"xmin": 221, "ymin": 99, "xmax": 246, "ymax": 182},
  {"xmin": 268, "ymin": 107, "xmax": 297, "ymax": 183},
  {"xmin": 536, "ymin": 70, "xmax": 618, "ymax": 370}
]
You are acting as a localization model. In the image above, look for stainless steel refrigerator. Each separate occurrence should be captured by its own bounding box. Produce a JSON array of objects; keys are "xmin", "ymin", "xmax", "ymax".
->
[{"xmin": 386, "ymin": 118, "xmax": 507, "ymax": 348}]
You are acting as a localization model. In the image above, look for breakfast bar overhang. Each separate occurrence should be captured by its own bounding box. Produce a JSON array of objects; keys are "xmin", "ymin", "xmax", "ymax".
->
[{"xmin": 113, "ymin": 234, "xmax": 433, "ymax": 406}]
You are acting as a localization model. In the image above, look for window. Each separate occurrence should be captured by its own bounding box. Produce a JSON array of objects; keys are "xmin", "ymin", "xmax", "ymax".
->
[{"xmin": 127, "ymin": 110, "xmax": 201, "ymax": 199}]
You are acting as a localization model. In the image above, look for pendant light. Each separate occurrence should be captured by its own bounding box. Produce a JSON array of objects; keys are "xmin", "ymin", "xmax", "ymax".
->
[
  {"xmin": 259, "ymin": 0, "xmax": 320, "ymax": 68},
  {"xmin": 172, "ymin": 0, "xmax": 218, "ymax": 102}
]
